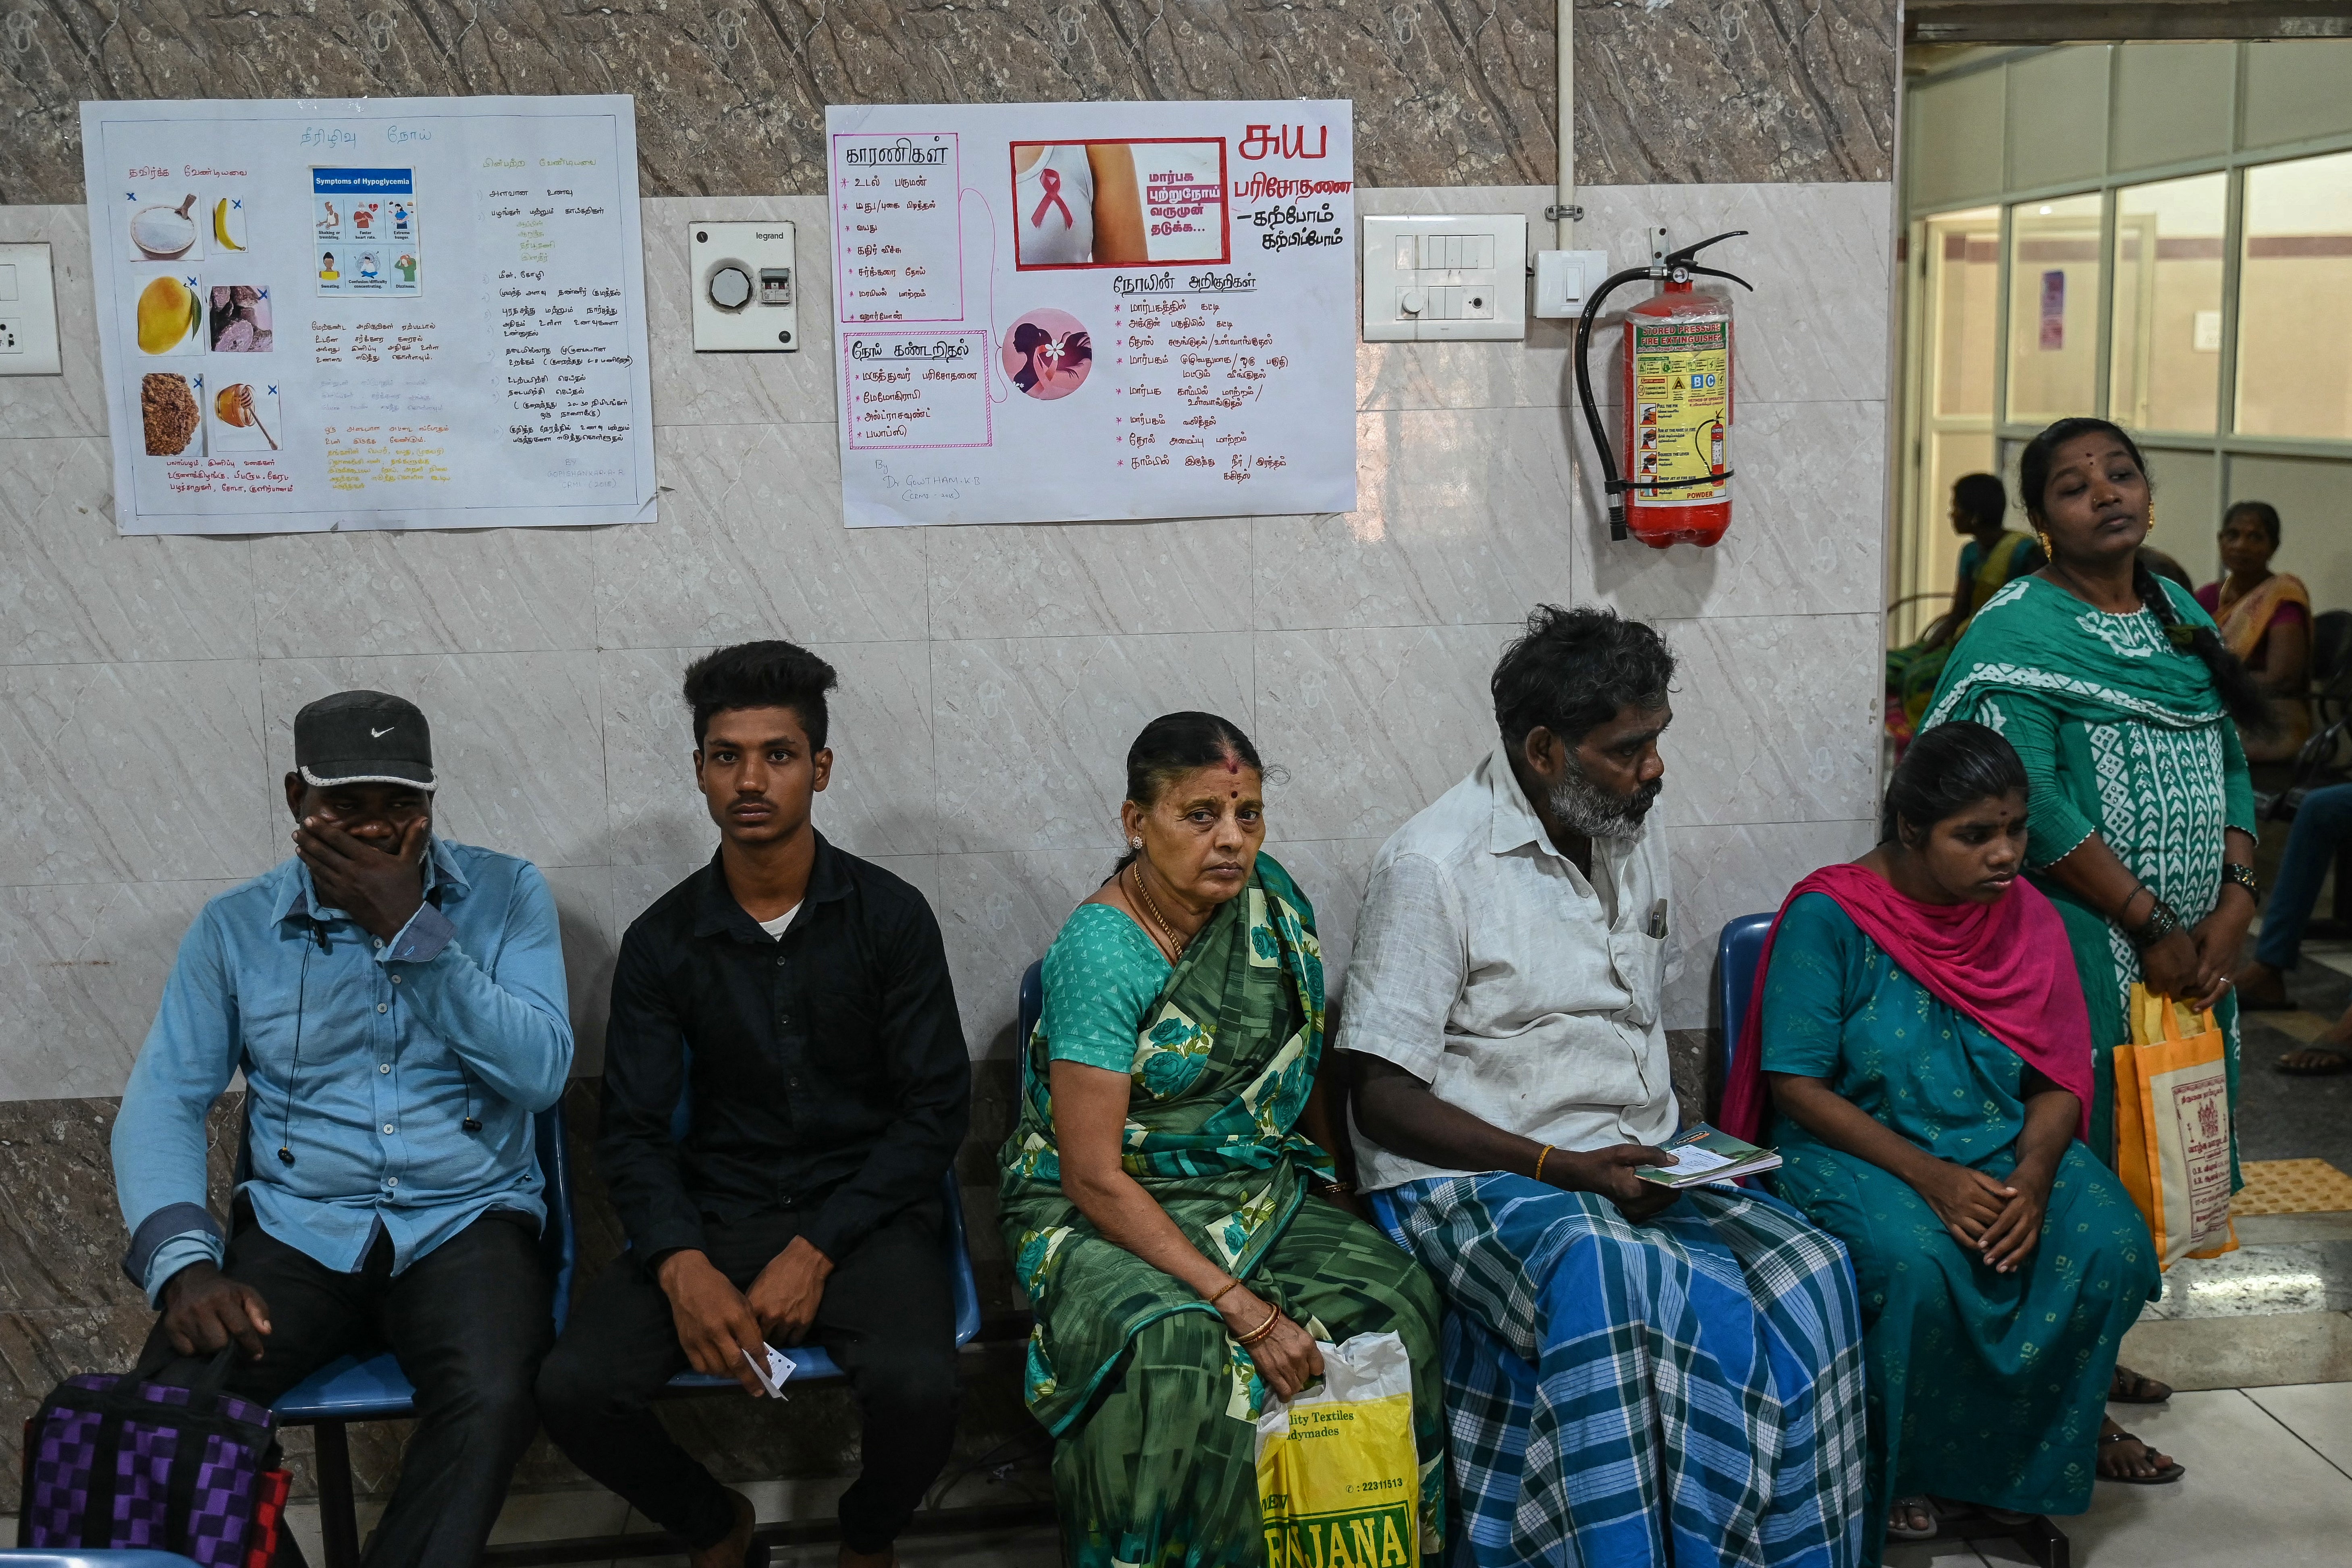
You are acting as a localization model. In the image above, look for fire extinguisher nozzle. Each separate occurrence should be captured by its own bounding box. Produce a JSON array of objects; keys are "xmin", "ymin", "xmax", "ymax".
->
[{"xmin": 1607, "ymin": 503, "xmax": 1628, "ymax": 542}]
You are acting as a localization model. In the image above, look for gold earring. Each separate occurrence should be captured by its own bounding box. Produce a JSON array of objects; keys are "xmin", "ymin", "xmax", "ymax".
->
[
  {"xmin": 2144, "ymin": 500, "xmax": 2156, "ymax": 534},
  {"xmin": 2036, "ymin": 529, "xmax": 2053, "ymax": 560}
]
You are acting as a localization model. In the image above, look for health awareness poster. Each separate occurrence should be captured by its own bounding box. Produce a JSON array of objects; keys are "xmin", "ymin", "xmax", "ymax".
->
[
  {"xmin": 81, "ymin": 96, "xmax": 655, "ymax": 535},
  {"xmin": 826, "ymin": 102, "xmax": 1355, "ymax": 528}
]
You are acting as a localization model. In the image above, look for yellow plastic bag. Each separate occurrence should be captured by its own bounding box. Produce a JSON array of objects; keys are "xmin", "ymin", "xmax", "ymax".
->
[
  {"xmin": 2115, "ymin": 984, "xmax": 2238, "ymax": 1268},
  {"xmin": 1256, "ymin": 1330, "xmax": 1420, "ymax": 1568}
]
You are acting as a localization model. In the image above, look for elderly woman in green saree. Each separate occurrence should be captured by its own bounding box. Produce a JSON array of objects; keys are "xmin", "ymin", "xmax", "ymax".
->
[
  {"xmin": 998, "ymin": 712, "xmax": 1443, "ymax": 1568},
  {"xmin": 1921, "ymin": 416, "xmax": 2272, "ymax": 1476}
]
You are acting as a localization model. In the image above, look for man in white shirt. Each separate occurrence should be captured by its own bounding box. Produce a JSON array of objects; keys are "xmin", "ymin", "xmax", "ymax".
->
[{"xmin": 1341, "ymin": 605, "xmax": 1867, "ymax": 1568}]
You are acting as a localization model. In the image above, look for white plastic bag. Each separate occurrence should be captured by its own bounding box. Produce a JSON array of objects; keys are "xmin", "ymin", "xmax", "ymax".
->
[{"xmin": 1255, "ymin": 1330, "xmax": 1420, "ymax": 1568}]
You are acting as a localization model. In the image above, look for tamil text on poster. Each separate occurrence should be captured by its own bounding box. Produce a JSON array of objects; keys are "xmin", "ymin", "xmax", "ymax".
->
[
  {"xmin": 827, "ymin": 102, "xmax": 1355, "ymax": 528},
  {"xmin": 83, "ymin": 96, "xmax": 655, "ymax": 534}
]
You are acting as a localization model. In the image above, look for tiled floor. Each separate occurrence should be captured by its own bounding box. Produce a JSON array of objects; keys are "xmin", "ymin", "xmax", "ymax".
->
[{"xmin": 1889, "ymin": 1385, "xmax": 2352, "ymax": 1568}]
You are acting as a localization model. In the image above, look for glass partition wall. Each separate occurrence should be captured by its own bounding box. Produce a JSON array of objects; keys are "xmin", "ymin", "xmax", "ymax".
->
[{"xmin": 1895, "ymin": 41, "xmax": 2352, "ymax": 646}]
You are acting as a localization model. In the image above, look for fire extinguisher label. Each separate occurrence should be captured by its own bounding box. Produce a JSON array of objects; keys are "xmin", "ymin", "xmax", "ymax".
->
[{"xmin": 1630, "ymin": 317, "xmax": 1730, "ymax": 507}]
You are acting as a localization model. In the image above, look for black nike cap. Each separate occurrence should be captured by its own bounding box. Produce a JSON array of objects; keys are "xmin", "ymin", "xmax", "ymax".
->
[{"xmin": 293, "ymin": 690, "xmax": 435, "ymax": 790}]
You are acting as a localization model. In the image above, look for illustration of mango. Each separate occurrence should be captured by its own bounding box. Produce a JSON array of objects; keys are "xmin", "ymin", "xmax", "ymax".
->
[
  {"xmin": 136, "ymin": 275, "xmax": 198, "ymax": 354},
  {"xmin": 212, "ymin": 197, "xmax": 243, "ymax": 252}
]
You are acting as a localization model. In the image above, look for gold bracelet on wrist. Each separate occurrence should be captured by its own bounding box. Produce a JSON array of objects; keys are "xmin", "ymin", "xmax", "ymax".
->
[
  {"xmin": 1534, "ymin": 1144, "xmax": 1556, "ymax": 1185},
  {"xmin": 1237, "ymin": 1304, "xmax": 1283, "ymax": 1345},
  {"xmin": 1206, "ymin": 1276, "xmax": 1246, "ymax": 1311}
]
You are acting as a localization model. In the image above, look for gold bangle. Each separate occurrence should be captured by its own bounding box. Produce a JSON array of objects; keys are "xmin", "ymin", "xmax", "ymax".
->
[
  {"xmin": 1237, "ymin": 1303, "xmax": 1283, "ymax": 1345},
  {"xmin": 1207, "ymin": 1276, "xmax": 1246, "ymax": 1310},
  {"xmin": 1534, "ymin": 1144, "xmax": 1556, "ymax": 1185}
]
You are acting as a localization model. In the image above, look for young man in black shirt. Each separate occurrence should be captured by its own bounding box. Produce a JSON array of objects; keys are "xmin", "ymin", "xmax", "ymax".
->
[{"xmin": 536, "ymin": 642, "xmax": 970, "ymax": 1568}]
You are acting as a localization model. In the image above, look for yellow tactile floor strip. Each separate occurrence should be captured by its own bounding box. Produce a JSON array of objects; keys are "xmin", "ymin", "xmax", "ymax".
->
[{"xmin": 2232, "ymin": 1158, "xmax": 2352, "ymax": 1217}]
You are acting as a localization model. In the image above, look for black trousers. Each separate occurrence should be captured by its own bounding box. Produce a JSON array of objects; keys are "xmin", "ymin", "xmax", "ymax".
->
[
  {"xmin": 141, "ymin": 1208, "xmax": 553, "ymax": 1568},
  {"xmin": 534, "ymin": 1200, "xmax": 960, "ymax": 1555}
]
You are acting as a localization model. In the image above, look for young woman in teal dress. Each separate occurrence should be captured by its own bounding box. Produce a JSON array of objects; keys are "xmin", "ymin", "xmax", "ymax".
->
[
  {"xmin": 1722, "ymin": 723, "xmax": 2168, "ymax": 1564},
  {"xmin": 998, "ymin": 712, "xmax": 1444, "ymax": 1568}
]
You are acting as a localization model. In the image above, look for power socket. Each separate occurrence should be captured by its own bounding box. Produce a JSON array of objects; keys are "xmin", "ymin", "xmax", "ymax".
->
[{"xmin": 0, "ymin": 243, "xmax": 62, "ymax": 376}]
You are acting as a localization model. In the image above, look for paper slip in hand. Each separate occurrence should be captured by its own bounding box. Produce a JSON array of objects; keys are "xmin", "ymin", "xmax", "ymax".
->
[
  {"xmin": 743, "ymin": 1346, "xmax": 794, "ymax": 1399},
  {"xmin": 1635, "ymin": 1122, "xmax": 1782, "ymax": 1189}
]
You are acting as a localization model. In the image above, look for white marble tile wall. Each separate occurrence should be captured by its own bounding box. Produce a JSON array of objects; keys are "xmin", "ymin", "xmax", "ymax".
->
[{"xmin": 0, "ymin": 181, "xmax": 1891, "ymax": 1090}]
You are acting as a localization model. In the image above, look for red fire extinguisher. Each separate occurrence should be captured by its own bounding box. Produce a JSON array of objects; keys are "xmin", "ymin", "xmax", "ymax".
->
[{"xmin": 1574, "ymin": 232, "xmax": 1752, "ymax": 548}]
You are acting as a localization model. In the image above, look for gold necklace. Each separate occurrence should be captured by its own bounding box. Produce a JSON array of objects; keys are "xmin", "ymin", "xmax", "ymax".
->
[{"xmin": 1128, "ymin": 861, "xmax": 1186, "ymax": 958}]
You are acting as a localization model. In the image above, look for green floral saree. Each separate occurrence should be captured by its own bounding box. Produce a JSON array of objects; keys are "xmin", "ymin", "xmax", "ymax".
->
[{"xmin": 999, "ymin": 854, "xmax": 1443, "ymax": 1567}]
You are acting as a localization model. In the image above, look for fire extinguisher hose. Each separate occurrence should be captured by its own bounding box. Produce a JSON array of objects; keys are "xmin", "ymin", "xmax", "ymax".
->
[{"xmin": 1572, "ymin": 231, "xmax": 1753, "ymax": 542}]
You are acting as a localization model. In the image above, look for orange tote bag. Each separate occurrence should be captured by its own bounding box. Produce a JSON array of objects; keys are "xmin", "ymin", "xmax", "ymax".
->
[{"xmin": 2114, "ymin": 984, "xmax": 2238, "ymax": 1268}]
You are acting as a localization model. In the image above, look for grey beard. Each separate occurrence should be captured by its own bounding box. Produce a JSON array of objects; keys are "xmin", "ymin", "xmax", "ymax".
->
[{"xmin": 1547, "ymin": 768, "xmax": 1662, "ymax": 841}]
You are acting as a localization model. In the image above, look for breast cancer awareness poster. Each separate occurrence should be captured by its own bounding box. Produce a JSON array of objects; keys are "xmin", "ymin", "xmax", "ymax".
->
[{"xmin": 825, "ymin": 101, "xmax": 1355, "ymax": 528}]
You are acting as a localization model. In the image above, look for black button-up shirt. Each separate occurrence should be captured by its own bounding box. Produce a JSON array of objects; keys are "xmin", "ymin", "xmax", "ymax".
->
[{"xmin": 597, "ymin": 835, "xmax": 970, "ymax": 1265}]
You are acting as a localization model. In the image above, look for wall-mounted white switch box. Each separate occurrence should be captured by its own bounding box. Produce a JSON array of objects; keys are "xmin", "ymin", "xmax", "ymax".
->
[
  {"xmin": 1531, "ymin": 249, "xmax": 1614, "ymax": 319},
  {"xmin": 690, "ymin": 221, "xmax": 798, "ymax": 352},
  {"xmin": 1362, "ymin": 214, "xmax": 1528, "ymax": 342},
  {"xmin": 0, "ymin": 243, "xmax": 64, "ymax": 376}
]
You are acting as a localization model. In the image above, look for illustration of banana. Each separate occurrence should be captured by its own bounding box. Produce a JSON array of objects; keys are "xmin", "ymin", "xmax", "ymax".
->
[
  {"xmin": 212, "ymin": 197, "xmax": 243, "ymax": 252},
  {"xmin": 136, "ymin": 276, "xmax": 197, "ymax": 355}
]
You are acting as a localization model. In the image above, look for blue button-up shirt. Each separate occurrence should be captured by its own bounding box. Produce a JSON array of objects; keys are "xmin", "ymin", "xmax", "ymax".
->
[{"xmin": 112, "ymin": 837, "xmax": 574, "ymax": 1304}]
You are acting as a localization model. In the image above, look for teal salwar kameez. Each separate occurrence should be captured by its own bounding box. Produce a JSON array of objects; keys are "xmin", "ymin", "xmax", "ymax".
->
[{"xmin": 1761, "ymin": 893, "xmax": 2160, "ymax": 1566}]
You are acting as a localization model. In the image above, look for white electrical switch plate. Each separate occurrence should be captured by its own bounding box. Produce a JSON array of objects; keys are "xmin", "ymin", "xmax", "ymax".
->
[
  {"xmin": 1531, "ymin": 249, "xmax": 1614, "ymax": 319},
  {"xmin": 0, "ymin": 242, "xmax": 63, "ymax": 376},
  {"xmin": 1362, "ymin": 214, "xmax": 1528, "ymax": 342},
  {"xmin": 690, "ymin": 221, "xmax": 798, "ymax": 352}
]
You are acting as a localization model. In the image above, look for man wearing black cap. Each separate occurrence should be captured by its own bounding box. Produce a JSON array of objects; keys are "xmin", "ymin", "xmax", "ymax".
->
[{"xmin": 110, "ymin": 690, "xmax": 575, "ymax": 1568}]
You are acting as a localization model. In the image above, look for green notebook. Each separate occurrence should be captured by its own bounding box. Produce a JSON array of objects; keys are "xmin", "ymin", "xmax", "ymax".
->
[{"xmin": 1635, "ymin": 1122, "xmax": 1782, "ymax": 1188}]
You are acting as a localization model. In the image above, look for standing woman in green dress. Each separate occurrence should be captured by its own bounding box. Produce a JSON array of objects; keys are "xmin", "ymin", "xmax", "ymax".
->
[
  {"xmin": 1725, "ymin": 723, "xmax": 2165, "ymax": 1563},
  {"xmin": 999, "ymin": 712, "xmax": 1444, "ymax": 1568},
  {"xmin": 1920, "ymin": 417, "xmax": 2272, "ymax": 1445}
]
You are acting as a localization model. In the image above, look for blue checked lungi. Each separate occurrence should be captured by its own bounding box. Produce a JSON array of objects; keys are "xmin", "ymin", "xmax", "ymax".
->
[{"xmin": 1375, "ymin": 1174, "xmax": 1869, "ymax": 1568}]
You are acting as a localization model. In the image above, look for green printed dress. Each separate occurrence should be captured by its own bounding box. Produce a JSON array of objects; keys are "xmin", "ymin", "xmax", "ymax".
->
[
  {"xmin": 1924, "ymin": 574, "xmax": 2256, "ymax": 1177},
  {"xmin": 1760, "ymin": 894, "xmax": 2159, "ymax": 1565},
  {"xmin": 998, "ymin": 855, "xmax": 1444, "ymax": 1568}
]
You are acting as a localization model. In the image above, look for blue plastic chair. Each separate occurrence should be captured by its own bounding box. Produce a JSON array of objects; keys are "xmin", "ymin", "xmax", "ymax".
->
[
  {"xmin": 659, "ymin": 1037, "xmax": 986, "ymax": 1392},
  {"xmin": 1018, "ymin": 958, "xmax": 1043, "ymax": 1059},
  {"xmin": 1714, "ymin": 912, "xmax": 1776, "ymax": 1085},
  {"xmin": 264, "ymin": 1102, "xmax": 576, "ymax": 1568}
]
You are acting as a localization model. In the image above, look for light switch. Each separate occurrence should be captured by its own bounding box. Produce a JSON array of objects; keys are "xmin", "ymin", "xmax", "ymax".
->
[
  {"xmin": 0, "ymin": 243, "xmax": 62, "ymax": 376},
  {"xmin": 1362, "ymin": 214, "xmax": 1527, "ymax": 342},
  {"xmin": 1531, "ymin": 249, "xmax": 1614, "ymax": 319},
  {"xmin": 690, "ymin": 220, "xmax": 798, "ymax": 352}
]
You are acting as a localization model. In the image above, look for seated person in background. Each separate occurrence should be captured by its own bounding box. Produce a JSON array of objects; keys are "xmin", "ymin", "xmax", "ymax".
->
[
  {"xmin": 1887, "ymin": 473, "xmax": 2038, "ymax": 737},
  {"xmin": 999, "ymin": 712, "xmax": 1444, "ymax": 1568},
  {"xmin": 2232, "ymin": 780, "xmax": 2352, "ymax": 1073},
  {"xmin": 2195, "ymin": 500, "xmax": 2311, "ymax": 761},
  {"xmin": 112, "ymin": 691, "xmax": 574, "ymax": 1568},
  {"xmin": 1344, "ymin": 606, "xmax": 1869, "ymax": 1568},
  {"xmin": 536, "ymin": 642, "xmax": 969, "ymax": 1568},
  {"xmin": 1724, "ymin": 722, "xmax": 2171, "ymax": 1559}
]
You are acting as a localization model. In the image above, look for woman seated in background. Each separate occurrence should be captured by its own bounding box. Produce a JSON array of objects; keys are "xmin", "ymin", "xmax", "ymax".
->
[
  {"xmin": 1886, "ymin": 472, "xmax": 2039, "ymax": 744},
  {"xmin": 997, "ymin": 712, "xmax": 1443, "ymax": 1568},
  {"xmin": 2196, "ymin": 500, "xmax": 2312, "ymax": 761},
  {"xmin": 1722, "ymin": 722, "xmax": 2170, "ymax": 1562}
]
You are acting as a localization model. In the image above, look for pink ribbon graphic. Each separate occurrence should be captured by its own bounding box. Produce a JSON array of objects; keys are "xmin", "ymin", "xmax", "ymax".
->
[{"xmin": 1031, "ymin": 166, "xmax": 1074, "ymax": 230}]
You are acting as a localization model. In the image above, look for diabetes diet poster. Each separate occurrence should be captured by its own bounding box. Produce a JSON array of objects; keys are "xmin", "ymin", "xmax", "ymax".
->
[
  {"xmin": 826, "ymin": 101, "xmax": 1356, "ymax": 528},
  {"xmin": 81, "ymin": 96, "xmax": 656, "ymax": 535}
]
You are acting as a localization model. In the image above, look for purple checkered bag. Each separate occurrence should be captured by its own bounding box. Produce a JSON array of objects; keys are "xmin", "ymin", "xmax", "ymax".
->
[{"xmin": 17, "ymin": 1346, "xmax": 283, "ymax": 1566}]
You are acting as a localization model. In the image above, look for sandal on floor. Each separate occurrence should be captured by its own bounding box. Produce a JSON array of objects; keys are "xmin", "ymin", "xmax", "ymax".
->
[
  {"xmin": 1886, "ymin": 1495, "xmax": 1938, "ymax": 1540},
  {"xmin": 2109, "ymin": 1365, "xmax": 2172, "ymax": 1404},
  {"xmin": 2098, "ymin": 1429, "xmax": 2185, "ymax": 1485},
  {"xmin": 2277, "ymin": 1040, "xmax": 2352, "ymax": 1076}
]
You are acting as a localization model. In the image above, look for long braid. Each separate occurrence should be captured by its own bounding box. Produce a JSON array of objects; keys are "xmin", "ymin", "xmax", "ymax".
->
[{"xmin": 2132, "ymin": 550, "xmax": 2273, "ymax": 731}]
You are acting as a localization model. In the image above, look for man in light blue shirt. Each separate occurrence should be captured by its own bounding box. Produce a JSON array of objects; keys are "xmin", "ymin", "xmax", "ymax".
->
[{"xmin": 112, "ymin": 689, "xmax": 573, "ymax": 1568}]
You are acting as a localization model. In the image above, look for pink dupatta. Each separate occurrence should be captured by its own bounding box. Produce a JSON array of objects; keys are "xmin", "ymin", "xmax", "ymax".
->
[{"xmin": 1719, "ymin": 863, "xmax": 2094, "ymax": 1144}]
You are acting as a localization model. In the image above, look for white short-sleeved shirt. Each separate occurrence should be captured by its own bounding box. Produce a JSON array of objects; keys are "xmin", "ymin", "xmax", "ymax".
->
[{"xmin": 1337, "ymin": 743, "xmax": 1683, "ymax": 1192}]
